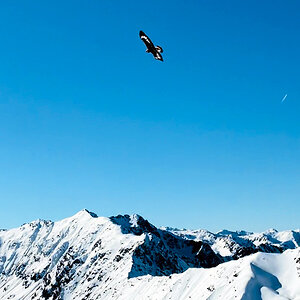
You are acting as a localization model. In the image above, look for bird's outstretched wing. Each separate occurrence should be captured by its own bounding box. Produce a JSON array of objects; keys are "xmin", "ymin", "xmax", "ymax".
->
[{"xmin": 139, "ymin": 31, "xmax": 155, "ymax": 49}]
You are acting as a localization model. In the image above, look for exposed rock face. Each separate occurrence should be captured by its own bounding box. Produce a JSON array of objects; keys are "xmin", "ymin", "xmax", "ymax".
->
[
  {"xmin": 110, "ymin": 214, "xmax": 222, "ymax": 277},
  {"xmin": 0, "ymin": 210, "xmax": 221, "ymax": 299},
  {"xmin": 0, "ymin": 210, "xmax": 298, "ymax": 300}
]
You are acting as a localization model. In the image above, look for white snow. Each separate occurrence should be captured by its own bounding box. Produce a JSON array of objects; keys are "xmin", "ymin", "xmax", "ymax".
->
[
  {"xmin": 0, "ymin": 210, "xmax": 299, "ymax": 300},
  {"xmin": 165, "ymin": 227, "xmax": 300, "ymax": 257}
]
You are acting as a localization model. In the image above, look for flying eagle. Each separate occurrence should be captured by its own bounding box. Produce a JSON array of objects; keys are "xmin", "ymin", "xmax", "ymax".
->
[{"xmin": 139, "ymin": 31, "xmax": 163, "ymax": 61}]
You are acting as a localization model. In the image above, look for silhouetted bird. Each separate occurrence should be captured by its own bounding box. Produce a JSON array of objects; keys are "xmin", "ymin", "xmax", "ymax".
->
[{"xmin": 139, "ymin": 31, "xmax": 163, "ymax": 61}]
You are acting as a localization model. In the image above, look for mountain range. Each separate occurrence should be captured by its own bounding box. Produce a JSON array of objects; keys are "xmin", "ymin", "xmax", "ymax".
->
[{"xmin": 0, "ymin": 209, "xmax": 299, "ymax": 299}]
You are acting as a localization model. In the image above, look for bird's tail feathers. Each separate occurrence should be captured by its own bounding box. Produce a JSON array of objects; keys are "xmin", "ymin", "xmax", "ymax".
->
[{"xmin": 155, "ymin": 46, "xmax": 163, "ymax": 53}]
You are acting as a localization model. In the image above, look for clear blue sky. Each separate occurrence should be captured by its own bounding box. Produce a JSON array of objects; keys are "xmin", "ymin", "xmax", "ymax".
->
[{"xmin": 0, "ymin": 0, "xmax": 299, "ymax": 232}]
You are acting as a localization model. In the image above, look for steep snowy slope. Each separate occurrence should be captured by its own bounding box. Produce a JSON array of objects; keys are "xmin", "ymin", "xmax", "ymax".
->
[
  {"xmin": 0, "ymin": 210, "xmax": 299, "ymax": 300},
  {"xmin": 115, "ymin": 249, "xmax": 300, "ymax": 300}
]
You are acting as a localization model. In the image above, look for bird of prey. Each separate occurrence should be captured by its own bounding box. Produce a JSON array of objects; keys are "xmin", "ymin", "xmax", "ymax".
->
[{"xmin": 139, "ymin": 30, "xmax": 163, "ymax": 61}]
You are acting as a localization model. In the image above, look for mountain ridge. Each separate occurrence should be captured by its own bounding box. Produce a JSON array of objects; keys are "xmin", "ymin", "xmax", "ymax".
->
[{"xmin": 0, "ymin": 210, "xmax": 299, "ymax": 300}]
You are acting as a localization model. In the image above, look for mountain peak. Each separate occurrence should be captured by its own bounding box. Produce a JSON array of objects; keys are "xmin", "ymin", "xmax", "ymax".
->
[
  {"xmin": 0, "ymin": 211, "xmax": 299, "ymax": 299},
  {"xmin": 264, "ymin": 228, "xmax": 278, "ymax": 234},
  {"xmin": 83, "ymin": 208, "xmax": 98, "ymax": 218},
  {"xmin": 109, "ymin": 213, "xmax": 155, "ymax": 235},
  {"xmin": 71, "ymin": 209, "xmax": 98, "ymax": 219}
]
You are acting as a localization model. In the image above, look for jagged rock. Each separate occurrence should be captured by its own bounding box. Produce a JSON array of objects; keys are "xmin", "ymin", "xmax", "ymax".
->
[{"xmin": 0, "ymin": 210, "xmax": 299, "ymax": 299}]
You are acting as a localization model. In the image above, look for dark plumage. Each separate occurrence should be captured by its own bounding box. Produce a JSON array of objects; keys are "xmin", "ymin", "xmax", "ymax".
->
[{"xmin": 139, "ymin": 31, "xmax": 163, "ymax": 61}]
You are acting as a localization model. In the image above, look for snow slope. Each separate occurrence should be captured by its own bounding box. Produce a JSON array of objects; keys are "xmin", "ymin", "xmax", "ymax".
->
[
  {"xmin": 0, "ymin": 210, "xmax": 299, "ymax": 300},
  {"xmin": 117, "ymin": 249, "xmax": 300, "ymax": 300}
]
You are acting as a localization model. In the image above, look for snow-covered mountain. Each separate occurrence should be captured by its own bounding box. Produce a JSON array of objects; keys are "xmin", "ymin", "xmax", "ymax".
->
[
  {"xmin": 163, "ymin": 227, "xmax": 300, "ymax": 260},
  {"xmin": 0, "ymin": 210, "xmax": 299, "ymax": 300}
]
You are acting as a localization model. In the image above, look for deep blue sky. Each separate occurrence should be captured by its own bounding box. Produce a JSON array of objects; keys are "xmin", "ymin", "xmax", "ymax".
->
[{"xmin": 0, "ymin": 0, "xmax": 299, "ymax": 232}]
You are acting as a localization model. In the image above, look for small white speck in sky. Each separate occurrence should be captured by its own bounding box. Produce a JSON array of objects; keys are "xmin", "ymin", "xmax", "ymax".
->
[{"xmin": 281, "ymin": 94, "xmax": 287, "ymax": 102}]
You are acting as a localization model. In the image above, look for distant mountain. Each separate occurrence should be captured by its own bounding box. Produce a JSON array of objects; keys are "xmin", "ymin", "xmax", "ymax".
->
[
  {"xmin": 0, "ymin": 210, "xmax": 299, "ymax": 299},
  {"xmin": 163, "ymin": 227, "xmax": 300, "ymax": 260}
]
